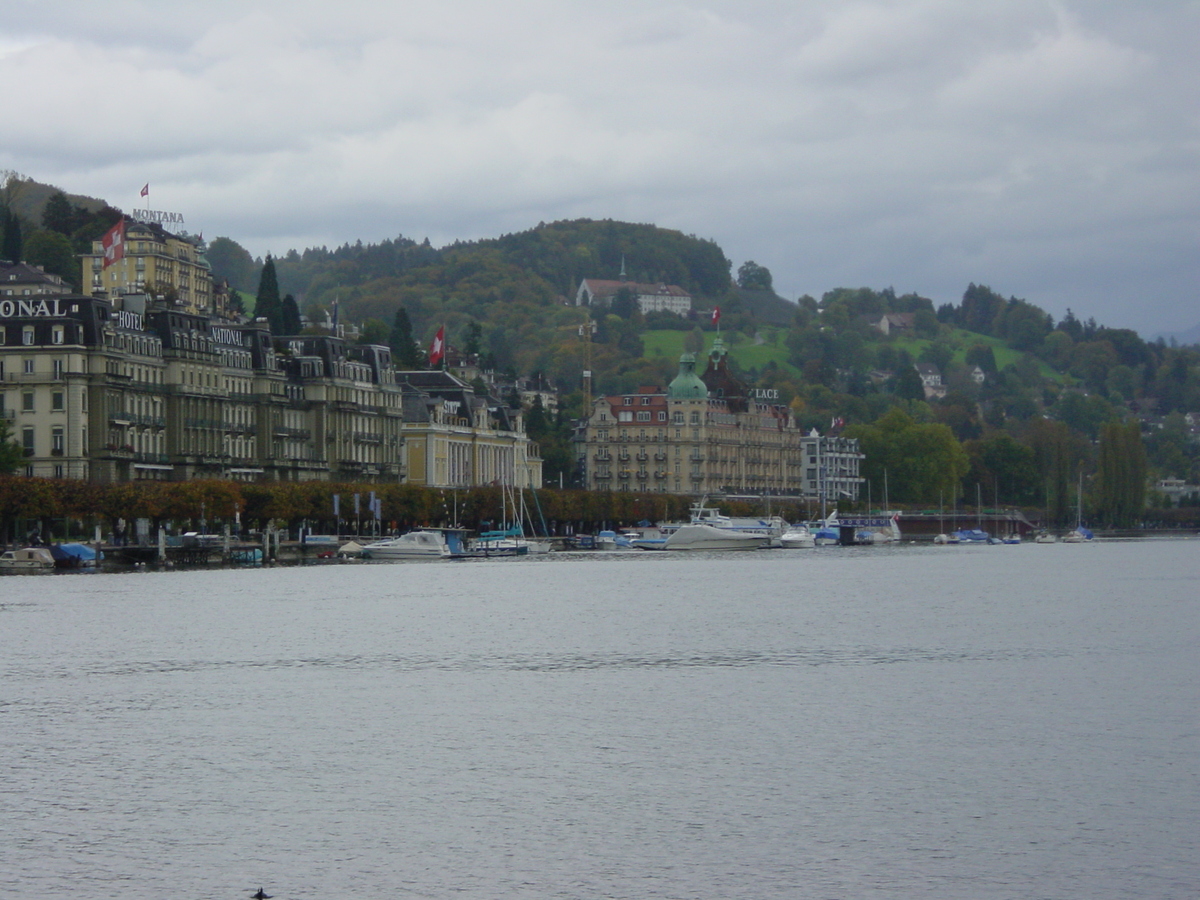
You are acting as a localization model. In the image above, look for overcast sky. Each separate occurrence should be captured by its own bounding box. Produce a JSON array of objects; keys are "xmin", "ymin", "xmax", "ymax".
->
[{"xmin": 3, "ymin": 0, "xmax": 1197, "ymax": 334}]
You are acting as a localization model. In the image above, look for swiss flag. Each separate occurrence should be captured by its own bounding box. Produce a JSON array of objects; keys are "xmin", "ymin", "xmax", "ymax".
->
[
  {"xmin": 711, "ymin": 306, "xmax": 721, "ymax": 325},
  {"xmin": 101, "ymin": 219, "xmax": 126, "ymax": 269},
  {"xmin": 428, "ymin": 325, "xmax": 445, "ymax": 366}
]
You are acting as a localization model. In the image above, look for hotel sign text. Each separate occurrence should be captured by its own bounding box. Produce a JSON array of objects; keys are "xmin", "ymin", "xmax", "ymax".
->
[
  {"xmin": 131, "ymin": 208, "xmax": 186, "ymax": 226},
  {"xmin": 0, "ymin": 298, "xmax": 64, "ymax": 318}
]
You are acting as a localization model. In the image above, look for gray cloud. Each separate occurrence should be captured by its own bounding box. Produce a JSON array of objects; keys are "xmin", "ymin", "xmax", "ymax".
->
[{"xmin": 2, "ymin": 0, "xmax": 1196, "ymax": 332}]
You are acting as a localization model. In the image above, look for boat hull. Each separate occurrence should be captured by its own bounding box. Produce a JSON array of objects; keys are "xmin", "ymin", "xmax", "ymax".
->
[{"xmin": 664, "ymin": 523, "xmax": 768, "ymax": 551}]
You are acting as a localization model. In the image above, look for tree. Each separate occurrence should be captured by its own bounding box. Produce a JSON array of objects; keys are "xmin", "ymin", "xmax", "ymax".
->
[
  {"xmin": 2, "ymin": 206, "xmax": 22, "ymax": 262},
  {"xmin": 736, "ymin": 260, "xmax": 773, "ymax": 291},
  {"xmin": 0, "ymin": 418, "xmax": 24, "ymax": 473},
  {"xmin": 41, "ymin": 191, "xmax": 79, "ymax": 235},
  {"xmin": 1096, "ymin": 421, "xmax": 1147, "ymax": 526},
  {"xmin": 255, "ymin": 255, "xmax": 284, "ymax": 335},
  {"xmin": 891, "ymin": 365, "xmax": 925, "ymax": 402},
  {"xmin": 845, "ymin": 408, "xmax": 968, "ymax": 504},
  {"xmin": 464, "ymin": 321, "xmax": 483, "ymax": 357},
  {"xmin": 357, "ymin": 317, "xmax": 389, "ymax": 345},
  {"xmin": 22, "ymin": 230, "xmax": 79, "ymax": 289},
  {"xmin": 281, "ymin": 294, "xmax": 303, "ymax": 335},
  {"xmin": 388, "ymin": 306, "xmax": 425, "ymax": 368},
  {"xmin": 206, "ymin": 236, "xmax": 259, "ymax": 292}
]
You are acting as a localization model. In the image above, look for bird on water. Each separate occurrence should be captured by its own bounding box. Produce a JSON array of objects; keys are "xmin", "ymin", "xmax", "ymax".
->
[{"xmin": 252, "ymin": 890, "xmax": 272, "ymax": 899}]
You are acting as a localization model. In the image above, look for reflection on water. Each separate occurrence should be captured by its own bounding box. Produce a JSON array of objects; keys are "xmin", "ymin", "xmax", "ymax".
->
[{"xmin": 1, "ymin": 540, "xmax": 1197, "ymax": 899}]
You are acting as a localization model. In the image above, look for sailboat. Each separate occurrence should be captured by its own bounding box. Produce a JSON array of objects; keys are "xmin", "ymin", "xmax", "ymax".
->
[{"xmin": 1062, "ymin": 472, "xmax": 1095, "ymax": 543}]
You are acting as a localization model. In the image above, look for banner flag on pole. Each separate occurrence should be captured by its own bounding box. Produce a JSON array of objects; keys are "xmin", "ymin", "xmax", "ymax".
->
[
  {"xmin": 101, "ymin": 219, "xmax": 126, "ymax": 269},
  {"xmin": 428, "ymin": 325, "xmax": 445, "ymax": 367}
]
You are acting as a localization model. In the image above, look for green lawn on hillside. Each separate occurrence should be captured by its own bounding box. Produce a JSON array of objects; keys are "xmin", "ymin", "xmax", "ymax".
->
[
  {"xmin": 643, "ymin": 327, "xmax": 801, "ymax": 377},
  {"xmin": 891, "ymin": 329, "xmax": 1062, "ymax": 381}
]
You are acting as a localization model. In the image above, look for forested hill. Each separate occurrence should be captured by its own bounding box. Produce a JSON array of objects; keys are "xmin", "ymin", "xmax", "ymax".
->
[{"xmin": 206, "ymin": 219, "xmax": 742, "ymax": 388}]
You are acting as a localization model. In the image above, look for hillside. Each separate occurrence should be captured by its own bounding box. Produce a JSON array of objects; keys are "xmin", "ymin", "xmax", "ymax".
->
[{"xmin": 4, "ymin": 174, "xmax": 1199, "ymax": 512}]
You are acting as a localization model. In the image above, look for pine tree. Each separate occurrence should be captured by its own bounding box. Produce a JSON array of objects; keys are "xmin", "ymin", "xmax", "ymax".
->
[
  {"xmin": 281, "ymin": 294, "xmax": 302, "ymax": 335},
  {"xmin": 1, "ymin": 207, "xmax": 23, "ymax": 262},
  {"xmin": 389, "ymin": 306, "xmax": 424, "ymax": 368},
  {"xmin": 255, "ymin": 255, "xmax": 284, "ymax": 335}
]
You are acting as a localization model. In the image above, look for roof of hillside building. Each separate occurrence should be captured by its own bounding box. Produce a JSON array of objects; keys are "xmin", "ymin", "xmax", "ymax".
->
[
  {"xmin": 579, "ymin": 278, "xmax": 691, "ymax": 298},
  {"xmin": 0, "ymin": 260, "xmax": 71, "ymax": 295}
]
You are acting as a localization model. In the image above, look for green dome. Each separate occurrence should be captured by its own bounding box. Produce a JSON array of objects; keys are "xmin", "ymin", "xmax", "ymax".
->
[{"xmin": 668, "ymin": 352, "xmax": 709, "ymax": 400}]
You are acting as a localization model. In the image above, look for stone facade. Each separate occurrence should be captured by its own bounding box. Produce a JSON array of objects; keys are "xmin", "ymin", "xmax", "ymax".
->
[{"xmin": 577, "ymin": 341, "xmax": 863, "ymax": 499}]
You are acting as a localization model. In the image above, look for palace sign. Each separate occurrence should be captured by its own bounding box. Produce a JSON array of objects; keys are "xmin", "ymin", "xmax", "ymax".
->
[{"xmin": 752, "ymin": 388, "xmax": 780, "ymax": 400}]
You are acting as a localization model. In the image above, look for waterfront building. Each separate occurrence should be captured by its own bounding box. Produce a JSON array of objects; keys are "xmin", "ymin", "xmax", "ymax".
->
[
  {"xmin": 397, "ymin": 370, "xmax": 542, "ymax": 489},
  {"xmin": 1, "ymin": 291, "xmax": 540, "ymax": 488},
  {"xmin": 577, "ymin": 340, "xmax": 863, "ymax": 500}
]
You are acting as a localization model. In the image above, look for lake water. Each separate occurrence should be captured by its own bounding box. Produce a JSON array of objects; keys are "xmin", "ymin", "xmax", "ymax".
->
[{"xmin": 1, "ymin": 539, "xmax": 1197, "ymax": 899}]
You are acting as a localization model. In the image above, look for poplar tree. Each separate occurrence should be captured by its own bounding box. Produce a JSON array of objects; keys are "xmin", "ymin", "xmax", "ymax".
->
[{"xmin": 1097, "ymin": 420, "xmax": 1147, "ymax": 526}]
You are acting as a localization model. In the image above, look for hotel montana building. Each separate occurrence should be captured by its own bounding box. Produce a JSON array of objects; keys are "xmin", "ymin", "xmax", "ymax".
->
[
  {"xmin": 577, "ymin": 340, "xmax": 864, "ymax": 501},
  {"xmin": 80, "ymin": 220, "xmax": 232, "ymax": 317},
  {"xmin": 0, "ymin": 276, "xmax": 541, "ymax": 488}
]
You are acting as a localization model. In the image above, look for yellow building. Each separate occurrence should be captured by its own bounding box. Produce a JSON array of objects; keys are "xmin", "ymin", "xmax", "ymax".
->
[
  {"xmin": 81, "ymin": 220, "xmax": 224, "ymax": 317},
  {"xmin": 398, "ymin": 371, "xmax": 542, "ymax": 489}
]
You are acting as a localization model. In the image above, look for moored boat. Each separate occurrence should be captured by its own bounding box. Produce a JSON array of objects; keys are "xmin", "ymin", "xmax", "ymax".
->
[
  {"xmin": 0, "ymin": 547, "xmax": 56, "ymax": 572},
  {"xmin": 779, "ymin": 525, "xmax": 815, "ymax": 548},
  {"xmin": 361, "ymin": 530, "xmax": 453, "ymax": 559},
  {"xmin": 664, "ymin": 523, "xmax": 769, "ymax": 551}
]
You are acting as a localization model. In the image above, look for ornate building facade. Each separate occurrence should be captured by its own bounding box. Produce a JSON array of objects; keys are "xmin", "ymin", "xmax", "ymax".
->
[
  {"xmin": 577, "ymin": 341, "xmax": 863, "ymax": 500},
  {"xmin": 1, "ymin": 290, "xmax": 541, "ymax": 488}
]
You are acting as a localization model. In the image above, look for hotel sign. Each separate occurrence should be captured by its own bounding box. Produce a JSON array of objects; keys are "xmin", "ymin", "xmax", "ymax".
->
[
  {"xmin": 0, "ymin": 298, "xmax": 65, "ymax": 318},
  {"xmin": 752, "ymin": 388, "xmax": 780, "ymax": 400},
  {"xmin": 212, "ymin": 326, "xmax": 246, "ymax": 347},
  {"xmin": 115, "ymin": 309, "xmax": 144, "ymax": 331},
  {"xmin": 131, "ymin": 208, "xmax": 186, "ymax": 226}
]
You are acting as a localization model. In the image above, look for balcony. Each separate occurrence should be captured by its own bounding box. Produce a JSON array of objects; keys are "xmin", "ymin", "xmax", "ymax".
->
[
  {"xmin": 594, "ymin": 472, "xmax": 612, "ymax": 480},
  {"xmin": 617, "ymin": 470, "xmax": 631, "ymax": 480},
  {"xmin": 636, "ymin": 471, "xmax": 649, "ymax": 480}
]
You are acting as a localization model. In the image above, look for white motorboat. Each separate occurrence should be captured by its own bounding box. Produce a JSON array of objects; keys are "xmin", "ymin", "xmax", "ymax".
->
[
  {"xmin": 0, "ymin": 547, "xmax": 56, "ymax": 571},
  {"xmin": 361, "ymin": 530, "xmax": 451, "ymax": 559},
  {"xmin": 688, "ymin": 501, "xmax": 787, "ymax": 546},
  {"xmin": 779, "ymin": 526, "xmax": 815, "ymax": 549},
  {"xmin": 664, "ymin": 523, "xmax": 769, "ymax": 551}
]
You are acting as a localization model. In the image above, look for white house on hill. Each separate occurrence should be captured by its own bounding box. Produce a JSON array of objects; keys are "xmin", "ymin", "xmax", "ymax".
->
[{"xmin": 575, "ymin": 279, "xmax": 692, "ymax": 316}]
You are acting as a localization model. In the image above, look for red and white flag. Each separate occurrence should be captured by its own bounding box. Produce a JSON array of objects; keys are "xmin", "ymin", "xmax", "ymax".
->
[
  {"xmin": 140, "ymin": 183, "xmax": 149, "ymax": 197},
  {"xmin": 101, "ymin": 219, "xmax": 126, "ymax": 269},
  {"xmin": 711, "ymin": 306, "xmax": 721, "ymax": 325},
  {"xmin": 428, "ymin": 325, "xmax": 445, "ymax": 366}
]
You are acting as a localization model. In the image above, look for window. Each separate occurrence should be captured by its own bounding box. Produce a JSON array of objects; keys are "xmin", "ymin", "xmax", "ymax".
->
[
  {"xmin": 658, "ymin": 411, "xmax": 667, "ymax": 422},
  {"xmin": 53, "ymin": 359, "xmax": 63, "ymax": 379},
  {"xmin": 22, "ymin": 326, "xmax": 34, "ymax": 345},
  {"xmin": 636, "ymin": 411, "xmax": 650, "ymax": 422},
  {"xmin": 52, "ymin": 392, "xmax": 64, "ymax": 411},
  {"xmin": 23, "ymin": 358, "xmax": 33, "ymax": 374},
  {"xmin": 690, "ymin": 412, "xmax": 700, "ymax": 425},
  {"xmin": 54, "ymin": 464, "xmax": 64, "ymax": 478},
  {"xmin": 52, "ymin": 427, "xmax": 64, "ymax": 453},
  {"xmin": 22, "ymin": 391, "xmax": 33, "ymax": 412},
  {"xmin": 52, "ymin": 326, "xmax": 64, "ymax": 344},
  {"xmin": 623, "ymin": 397, "xmax": 632, "ymax": 405},
  {"xmin": 641, "ymin": 397, "xmax": 651, "ymax": 405},
  {"xmin": 22, "ymin": 427, "xmax": 34, "ymax": 454}
]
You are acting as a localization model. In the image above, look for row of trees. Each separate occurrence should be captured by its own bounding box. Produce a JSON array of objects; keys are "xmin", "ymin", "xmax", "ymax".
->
[{"xmin": 0, "ymin": 476, "xmax": 705, "ymax": 544}]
